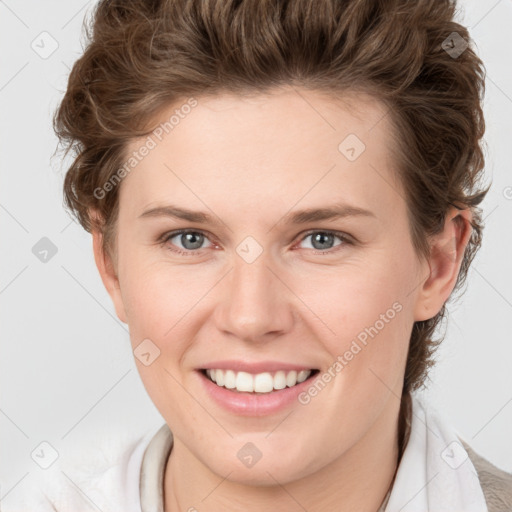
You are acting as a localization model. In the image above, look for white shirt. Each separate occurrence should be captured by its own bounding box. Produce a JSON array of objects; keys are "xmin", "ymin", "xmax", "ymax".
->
[
  {"xmin": 4, "ymin": 428, "xmax": 158, "ymax": 511},
  {"xmin": 4, "ymin": 394, "xmax": 488, "ymax": 512}
]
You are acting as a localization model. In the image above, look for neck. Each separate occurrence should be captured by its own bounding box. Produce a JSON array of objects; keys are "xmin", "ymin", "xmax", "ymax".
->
[{"xmin": 164, "ymin": 394, "xmax": 408, "ymax": 512}]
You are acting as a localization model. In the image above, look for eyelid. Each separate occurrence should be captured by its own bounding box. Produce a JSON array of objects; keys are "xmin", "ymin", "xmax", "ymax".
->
[
  {"xmin": 296, "ymin": 229, "xmax": 355, "ymax": 246},
  {"xmin": 159, "ymin": 228, "xmax": 355, "ymax": 255},
  {"xmin": 158, "ymin": 228, "xmax": 218, "ymax": 250}
]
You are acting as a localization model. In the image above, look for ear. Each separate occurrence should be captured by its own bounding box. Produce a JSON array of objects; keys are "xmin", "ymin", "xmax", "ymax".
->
[
  {"xmin": 91, "ymin": 222, "xmax": 128, "ymax": 325},
  {"xmin": 413, "ymin": 206, "xmax": 473, "ymax": 322}
]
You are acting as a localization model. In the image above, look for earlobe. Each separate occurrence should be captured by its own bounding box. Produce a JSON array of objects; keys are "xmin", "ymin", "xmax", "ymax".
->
[
  {"xmin": 91, "ymin": 228, "xmax": 128, "ymax": 325},
  {"xmin": 413, "ymin": 207, "xmax": 473, "ymax": 322}
]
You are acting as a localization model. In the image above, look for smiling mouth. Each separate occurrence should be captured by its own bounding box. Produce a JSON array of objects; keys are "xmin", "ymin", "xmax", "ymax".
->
[{"xmin": 200, "ymin": 368, "xmax": 320, "ymax": 394}]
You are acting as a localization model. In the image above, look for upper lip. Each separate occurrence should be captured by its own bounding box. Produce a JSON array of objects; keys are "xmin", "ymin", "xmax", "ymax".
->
[{"xmin": 198, "ymin": 360, "xmax": 318, "ymax": 374}]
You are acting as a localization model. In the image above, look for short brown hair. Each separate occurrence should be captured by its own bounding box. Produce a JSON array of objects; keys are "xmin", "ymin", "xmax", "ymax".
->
[{"xmin": 53, "ymin": 0, "xmax": 489, "ymax": 401}]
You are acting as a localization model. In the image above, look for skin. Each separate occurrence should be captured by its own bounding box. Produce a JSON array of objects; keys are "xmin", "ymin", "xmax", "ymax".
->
[{"xmin": 92, "ymin": 86, "xmax": 473, "ymax": 512}]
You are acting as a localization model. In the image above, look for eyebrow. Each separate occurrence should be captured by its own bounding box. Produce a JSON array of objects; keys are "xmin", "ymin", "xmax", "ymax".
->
[{"xmin": 138, "ymin": 203, "xmax": 376, "ymax": 226}]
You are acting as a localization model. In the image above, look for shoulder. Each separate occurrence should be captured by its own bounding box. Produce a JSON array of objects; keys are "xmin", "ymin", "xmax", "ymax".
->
[
  {"xmin": 3, "ymin": 426, "xmax": 161, "ymax": 512},
  {"xmin": 460, "ymin": 438, "xmax": 512, "ymax": 512}
]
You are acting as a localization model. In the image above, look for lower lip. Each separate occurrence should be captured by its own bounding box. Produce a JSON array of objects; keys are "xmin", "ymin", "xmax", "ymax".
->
[{"xmin": 196, "ymin": 370, "xmax": 319, "ymax": 416}]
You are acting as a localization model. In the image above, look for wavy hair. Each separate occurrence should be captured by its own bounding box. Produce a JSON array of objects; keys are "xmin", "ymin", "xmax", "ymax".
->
[{"xmin": 53, "ymin": 0, "xmax": 490, "ymax": 452}]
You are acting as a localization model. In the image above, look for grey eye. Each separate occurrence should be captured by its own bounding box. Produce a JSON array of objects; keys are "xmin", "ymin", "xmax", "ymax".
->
[
  {"xmin": 166, "ymin": 231, "xmax": 212, "ymax": 251},
  {"xmin": 300, "ymin": 232, "xmax": 344, "ymax": 251}
]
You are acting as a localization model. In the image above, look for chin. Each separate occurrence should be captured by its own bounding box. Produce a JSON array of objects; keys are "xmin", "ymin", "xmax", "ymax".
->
[{"xmin": 203, "ymin": 447, "xmax": 315, "ymax": 486}]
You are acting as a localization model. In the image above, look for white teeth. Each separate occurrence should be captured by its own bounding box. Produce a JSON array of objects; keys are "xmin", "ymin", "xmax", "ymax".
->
[
  {"xmin": 235, "ymin": 371, "xmax": 254, "ymax": 392},
  {"xmin": 205, "ymin": 369, "xmax": 314, "ymax": 393},
  {"xmin": 273, "ymin": 370, "xmax": 287, "ymax": 390},
  {"xmin": 297, "ymin": 370, "xmax": 310, "ymax": 383},
  {"xmin": 286, "ymin": 370, "xmax": 297, "ymax": 387},
  {"xmin": 215, "ymin": 369, "xmax": 225, "ymax": 387},
  {"xmin": 224, "ymin": 369, "xmax": 236, "ymax": 389},
  {"xmin": 254, "ymin": 372, "xmax": 274, "ymax": 393}
]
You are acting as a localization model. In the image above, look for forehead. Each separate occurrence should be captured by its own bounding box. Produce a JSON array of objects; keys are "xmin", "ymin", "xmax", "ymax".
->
[{"xmin": 119, "ymin": 87, "xmax": 404, "ymax": 224}]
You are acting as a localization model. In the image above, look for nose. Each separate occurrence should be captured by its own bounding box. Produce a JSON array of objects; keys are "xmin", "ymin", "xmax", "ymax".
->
[{"xmin": 214, "ymin": 251, "xmax": 295, "ymax": 343}]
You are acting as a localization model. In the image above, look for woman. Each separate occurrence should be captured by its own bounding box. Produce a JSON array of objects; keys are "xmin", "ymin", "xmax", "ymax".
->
[{"xmin": 19, "ymin": 0, "xmax": 512, "ymax": 510}]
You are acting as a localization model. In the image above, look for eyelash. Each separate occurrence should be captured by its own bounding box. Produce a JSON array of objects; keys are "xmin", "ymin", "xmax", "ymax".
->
[{"xmin": 158, "ymin": 229, "xmax": 354, "ymax": 256}]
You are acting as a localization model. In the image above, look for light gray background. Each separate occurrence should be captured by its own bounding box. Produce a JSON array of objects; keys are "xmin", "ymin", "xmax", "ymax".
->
[{"xmin": 1, "ymin": 0, "xmax": 511, "ymax": 505}]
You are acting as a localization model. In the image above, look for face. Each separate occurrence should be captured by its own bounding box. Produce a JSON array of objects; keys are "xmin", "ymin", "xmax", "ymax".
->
[{"xmin": 93, "ymin": 87, "xmax": 458, "ymax": 485}]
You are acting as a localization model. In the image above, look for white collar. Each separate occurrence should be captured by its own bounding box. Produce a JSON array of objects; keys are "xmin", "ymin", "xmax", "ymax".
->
[
  {"xmin": 139, "ymin": 394, "xmax": 488, "ymax": 512},
  {"xmin": 140, "ymin": 421, "xmax": 173, "ymax": 512}
]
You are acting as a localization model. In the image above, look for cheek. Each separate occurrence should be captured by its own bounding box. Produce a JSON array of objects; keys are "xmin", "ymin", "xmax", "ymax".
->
[
  {"xmin": 118, "ymin": 257, "xmax": 212, "ymax": 390},
  {"xmin": 327, "ymin": 294, "xmax": 409, "ymax": 385},
  {"xmin": 309, "ymin": 256, "xmax": 413, "ymax": 384},
  {"xmin": 120, "ymin": 231, "xmax": 415, "ymax": 370},
  {"xmin": 121, "ymin": 274, "xmax": 168, "ymax": 337},
  {"xmin": 118, "ymin": 245, "xmax": 195, "ymax": 335},
  {"xmin": 119, "ymin": 260, "xmax": 197, "ymax": 412}
]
